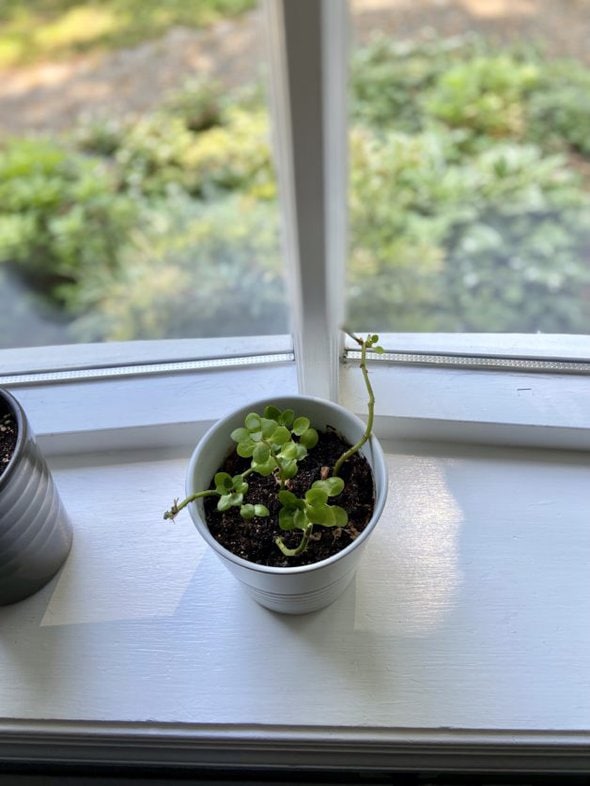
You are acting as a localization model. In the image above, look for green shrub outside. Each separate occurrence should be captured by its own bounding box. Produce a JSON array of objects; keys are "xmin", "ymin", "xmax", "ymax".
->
[
  {"xmin": 347, "ymin": 36, "xmax": 590, "ymax": 333},
  {"xmin": 0, "ymin": 137, "xmax": 139, "ymax": 313},
  {"xmin": 72, "ymin": 192, "xmax": 286, "ymax": 340},
  {"xmin": 1, "ymin": 33, "xmax": 590, "ymax": 342}
]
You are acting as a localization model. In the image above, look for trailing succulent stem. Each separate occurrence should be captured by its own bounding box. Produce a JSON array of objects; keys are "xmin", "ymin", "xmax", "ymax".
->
[
  {"xmin": 273, "ymin": 332, "xmax": 382, "ymax": 557},
  {"xmin": 163, "ymin": 333, "xmax": 381, "ymax": 559}
]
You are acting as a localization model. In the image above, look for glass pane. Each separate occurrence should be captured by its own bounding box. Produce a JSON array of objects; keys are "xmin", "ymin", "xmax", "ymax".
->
[
  {"xmin": 347, "ymin": 0, "xmax": 590, "ymax": 334},
  {"xmin": 0, "ymin": 1, "xmax": 288, "ymax": 348}
]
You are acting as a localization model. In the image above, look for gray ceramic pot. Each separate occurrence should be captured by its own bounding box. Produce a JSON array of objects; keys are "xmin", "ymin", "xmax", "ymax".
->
[{"xmin": 0, "ymin": 388, "xmax": 73, "ymax": 605}]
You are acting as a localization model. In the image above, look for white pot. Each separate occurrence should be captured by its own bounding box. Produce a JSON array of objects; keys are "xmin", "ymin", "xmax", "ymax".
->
[{"xmin": 186, "ymin": 395, "xmax": 388, "ymax": 614}]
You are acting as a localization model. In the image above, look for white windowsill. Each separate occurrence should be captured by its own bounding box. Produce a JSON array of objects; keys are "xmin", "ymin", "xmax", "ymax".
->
[
  {"xmin": 0, "ymin": 437, "xmax": 589, "ymax": 772},
  {"xmin": 1, "ymin": 337, "xmax": 589, "ymax": 771},
  {"xmin": 2, "ymin": 331, "xmax": 588, "ymax": 456}
]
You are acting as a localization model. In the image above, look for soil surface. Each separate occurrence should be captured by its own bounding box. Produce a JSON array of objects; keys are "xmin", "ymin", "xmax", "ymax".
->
[
  {"xmin": 204, "ymin": 428, "xmax": 375, "ymax": 568},
  {"xmin": 0, "ymin": 402, "xmax": 17, "ymax": 479},
  {"xmin": 1, "ymin": 0, "xmax": 589, "ymax": 136}
]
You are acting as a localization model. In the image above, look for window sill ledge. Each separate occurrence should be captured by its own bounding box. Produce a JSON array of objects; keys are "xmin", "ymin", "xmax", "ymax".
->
[{"xmin": 0, "ymin": 438, "xmax": 588, "ymax": 771}]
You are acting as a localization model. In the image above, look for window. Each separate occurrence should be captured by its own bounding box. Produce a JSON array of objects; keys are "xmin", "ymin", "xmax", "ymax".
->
[
  {"xmin": 0, "ymin": 1, "xmax": 289, "ymax": 349},
  {"xmin": 347, "ymin": 0, "xmax": 590, "ymax": 338},
  {"xmin": 1, "ymin": 0, "xmax": 588, "ymax": 453}
]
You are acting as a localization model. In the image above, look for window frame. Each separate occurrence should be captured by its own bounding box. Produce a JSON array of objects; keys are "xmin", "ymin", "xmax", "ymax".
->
[{"xmin": 0, "ymin": 0, "xmax": 588, "ymax": 457}]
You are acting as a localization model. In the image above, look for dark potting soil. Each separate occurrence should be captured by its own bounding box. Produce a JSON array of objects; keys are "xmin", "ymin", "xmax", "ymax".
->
[
  {"xmin": 0, "ymin": 399, "xmax": 17, "ymax": 479},
  {"xmin": 203, "ymin": 428, "xmax": 375, "ymax": 568}
]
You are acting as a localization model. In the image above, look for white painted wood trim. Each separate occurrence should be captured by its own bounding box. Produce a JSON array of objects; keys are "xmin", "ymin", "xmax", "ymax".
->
[
  {"xmin": 341, "ymin": 361, "xmax": 590, "ymax": 450},
  {"xmin": 0, "ymin": 335, "xmax": 293, "ymax": 378},
  {"xmin": 2, "ymin": 356, "xmax": 587, "ymax": 455},
  {"xmin": 1, "ymin": 440, "xmax": 589, "ymax": 771},
  {"xmin": 265, "ymin": 0, "xmax": 347, "ymax": 400},
  {"xmin": 1, "ymin": 722, "xmax": 590, "ymax": 772},
  {"xmin": 348, "ymin": 332, "xmax": 590, "ymax": 363}
]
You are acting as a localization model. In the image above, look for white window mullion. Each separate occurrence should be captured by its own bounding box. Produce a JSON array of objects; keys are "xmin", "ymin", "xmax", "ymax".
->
[{"xmin": 264, "ymin": 0, "xmax": 349, "ymax": 400}]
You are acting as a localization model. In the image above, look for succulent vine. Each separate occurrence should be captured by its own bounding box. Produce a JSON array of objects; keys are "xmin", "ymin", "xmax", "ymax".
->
[{"xmin": 163, "ymin": 333, "xmax": 382, "ymax": 557}]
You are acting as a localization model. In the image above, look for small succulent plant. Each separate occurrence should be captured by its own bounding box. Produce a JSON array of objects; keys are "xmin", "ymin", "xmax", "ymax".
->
[{"xmin": 164, "ymin": 332, "xmax": 382, "ymax": 557}]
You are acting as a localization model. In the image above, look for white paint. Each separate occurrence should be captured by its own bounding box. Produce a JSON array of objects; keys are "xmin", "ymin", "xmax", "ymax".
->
[
  {"xmin": 0, "ymin": 439, "xmax": 588, "ymax": 741},
  {"xmin": 355, "ymin": 454, "xmax": 462, "ymax": 636},
  {"xmin": 40, "ymin": 458, "xmax": 207, "ymax": 626}
]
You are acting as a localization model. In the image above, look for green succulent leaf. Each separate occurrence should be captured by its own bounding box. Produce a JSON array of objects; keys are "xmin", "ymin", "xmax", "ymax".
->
[
  {"xmin": 278, "ymin": 409, "xmax": 295, "ymax": 428},
  {"xmin": 305, "ymin": 487, "xmax": 329, "ymax": 506},
  {"xmin": 332, "ymin": 506, "xmax": 348, "ymax": 527},
  {"xmin": 263, "ymin": 405, "xmax": 281, "ymax": 420},
  {"xmin": 278, "ymin": 508, "xmax": 296, "ymax": 531},
  {"xmin": 278, "ymin": 489, "xmax": 299, "ymax": 507},
  {"xmin": 236, "ymin": 440, "xmax": 255, "ymax": 458},
  {"xmin": 253, "ymin": 443, "xmax": 271, "ymax": 463},
  {"xmin": 292, "ymin": 416, "xmax": 311, "ymax": 436},
  {"xmin": 217, "ymin": 492, "xmax": 243, "ymax": 512},
  {"xmin": 253, "ymin": 458, "xmax": 275, "ymax": 476},
  {"xmin": 230, "ymin": 427, "xmax": 249, "ymax": 443},
  {"xmin": 214, "ymin": 472, "xmax": 233, "ymax": 492},
  {"xmin": 245, "ymin": 412, "xmax": 261, "ymax": 432},
  {"xmin": 307, "ymin": 504, "xmax": 335, "ymax": 526},
  {"xmin": 281, "ymin": 459, "xmax": 298, "ymax": 480},
  {"xmin": 233, "ymin": 477, "xmax": 249, "ymax": 494},
  {"xmin": 299, "ymin": 427, "xmax": 319, "ymax": 449},
  {"xmin": 295, "ymin": 443, "xmax": 308, "ymax": 460},
  {"xmin": 254, "ymin": 504, "xmax": 270, "ymax": 517},
  {"xmin": 260, "ymin": 418, "xmax": 278, "ymax": 439},
  {"xmin": 314, "ymin": 476, "xmax": 345, "ymax": 497},
  {"xmin": 293, "ymin": 508, "xmax": 309, "ymax": 530},
  {"xmin": 271, "ymin": 426, "xmax": 291, "ymax": 446},
  {"xmin": 281, "ymin": 442, "xmax": 299, "ymax": 461}
]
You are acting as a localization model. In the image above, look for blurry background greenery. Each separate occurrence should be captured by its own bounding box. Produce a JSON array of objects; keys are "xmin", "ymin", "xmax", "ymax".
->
[
  {"xmin": 0, "ymin": 3, "xmax": 589, "ymax": 346},
  {"xmin": 0, "ymin": 0, "xmax": 255, "ymax": 67}
]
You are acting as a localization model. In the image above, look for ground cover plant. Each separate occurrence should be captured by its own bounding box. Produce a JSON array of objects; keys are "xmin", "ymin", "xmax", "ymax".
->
[
  {"xmin": 0, "ymin": 0, "xmax": 256, "ymax": 67},
  {"xmin": 1, "ymin": 31, "xmax": 590, "ymax": 345}
]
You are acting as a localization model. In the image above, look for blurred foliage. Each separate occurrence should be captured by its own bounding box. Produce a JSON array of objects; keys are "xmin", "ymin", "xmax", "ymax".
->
[
  {"xmin": 347, "ymin": 35, "xmax": 590, "ymax": 333},
  {"xmin": 1, "ymin": 33, "xmax": 590, "ymax": 344},
  {"xmin": 527, "ymin": 59, "xmax": 590, "ymax": 158},
  {"xmin": 72, "ymin": 192, "xmax": 287, "ymax": 340},
  {"xmin": 0, "ymin": 0, "xmax": 256, "ymax": 67},
  {"xmin": 426, "ymin": 55, "xmax": 540, "ymax": 139},
  {"xmin": 114, "ymin": 106, "xmax": 275, "ymax": 199},
  {"xmin": 0, "ymin": 137, "xmax": 139, "ymax": 312}
]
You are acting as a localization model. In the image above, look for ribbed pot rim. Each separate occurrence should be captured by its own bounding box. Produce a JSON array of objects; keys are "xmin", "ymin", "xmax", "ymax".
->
[
  {"xmin": 186, "ymin": 394, "xmax": 388, "ymax": 577},
  {"xmin": 0, "ymin": 388, "xmax": 26, "ymax": 493}
]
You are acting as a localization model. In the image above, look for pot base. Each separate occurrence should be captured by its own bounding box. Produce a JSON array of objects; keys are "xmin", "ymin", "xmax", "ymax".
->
[{"xmin": 243, "ymin": 565, "xmax": 357, "ymax": 614}]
